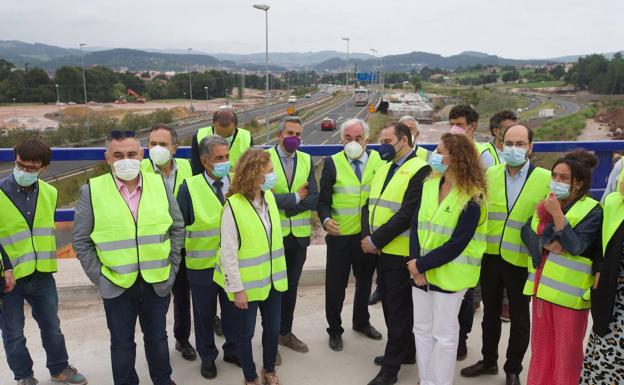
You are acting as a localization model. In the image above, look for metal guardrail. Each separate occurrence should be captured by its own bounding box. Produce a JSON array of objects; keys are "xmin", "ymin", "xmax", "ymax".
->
[{"xmin": 1, "ymin": 140, "xmax": 623, "ymax": 222}]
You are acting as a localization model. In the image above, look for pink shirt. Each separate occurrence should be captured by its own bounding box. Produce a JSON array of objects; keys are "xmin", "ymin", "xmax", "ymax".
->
[{"xmin": 114, "ymin": 176, "xmax": 143, "ymax": 221}]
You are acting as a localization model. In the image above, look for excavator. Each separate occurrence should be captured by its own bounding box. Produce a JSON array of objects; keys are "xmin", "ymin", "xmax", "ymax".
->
[{"xmin": 114, "ymin": 88, "xmax": 146, "ymax": 104}]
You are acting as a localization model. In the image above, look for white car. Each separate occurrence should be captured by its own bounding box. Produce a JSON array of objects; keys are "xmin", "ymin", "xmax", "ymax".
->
[
  {"xmin": 288, "ymin": 96, "xmax": 297, "ymax": 103},
  {"xmin": 305, "ymin": 94, "xmax": 312, "ymax": 98}
]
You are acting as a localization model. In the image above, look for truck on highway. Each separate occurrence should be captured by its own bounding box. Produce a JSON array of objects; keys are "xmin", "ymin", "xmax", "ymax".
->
[
  {"xmin": 539, "ymin": 108, "xmax": 555, "ymax": 119},
  {"xmin": 354, "ymin": 88, "xmax": 369, "ymax": 106}
]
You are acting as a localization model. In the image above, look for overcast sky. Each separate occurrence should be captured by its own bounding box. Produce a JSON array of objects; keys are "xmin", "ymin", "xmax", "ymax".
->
[{"xmin": 2, "ymin": 0, "xmax": 622, "ymax": 59}]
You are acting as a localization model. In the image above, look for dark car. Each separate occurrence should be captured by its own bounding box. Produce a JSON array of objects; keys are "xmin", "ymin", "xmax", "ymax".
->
[{"xmin": 320, "ymin": 118, "xmax": 336, "ymax": 131}]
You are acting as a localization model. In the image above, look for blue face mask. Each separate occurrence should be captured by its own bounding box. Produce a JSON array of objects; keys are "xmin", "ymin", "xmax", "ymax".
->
[
  {"xmin": 428, "ymin": 152, "xmax": 448, "ymax": 174},
  {"xmin": 502, "ymin": 146, "xmax": 527, "ymax": 167},
  {"xmin": 212, "ymin": 161, "xmax": 231, "ymax": 178},
  {"xmin": 261, "ymin": 172, "xmax": 277, "ymax": 191},
  {"xmin": 13, "ymin": 167, "xmax": 39, "ymax": 187},
  {"xmin": 550, "ymin": 181, "xmax": 571, "ymax": 200}
]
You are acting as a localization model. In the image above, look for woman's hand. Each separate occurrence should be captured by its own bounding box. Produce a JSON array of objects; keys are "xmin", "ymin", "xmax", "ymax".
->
[
  {"xmin": 3, "ymin": 270, "xmax": 15, "ymax": 293},
  {"xmin": 543, "ymin": 193, "xmax": 563, "ymax": 216},
  {"xmin": 234, "ymin": 290, "xmax": 248, "ymax": 309},
  {"xmin": 544, "ymin": 240, "xmax": 564, "ymax": 254},
  {"xmin": 413, "ymin": 273, "xmax": 428, "ymax": 287}
]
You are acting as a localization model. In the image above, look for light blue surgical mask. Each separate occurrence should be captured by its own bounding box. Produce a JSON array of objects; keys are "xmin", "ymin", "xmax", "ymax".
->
[
  {"xmin": 502, "ymin": 146, "xmax": 527, "ymax": 167},
  {"xmin": 428, "ymin": 152, "xmax": 448, "ymax": 174},
  {"xmin": 261, "ymin": 172, "xmax": 277, "ymax": 191},
  {"xmin": 13, "ymin": 167, "xmax": 39, "ymax": 187},
  {"xmin": 212, "ymin": 161, "xmax": 231, "ymax": 178},
  {"xmin": 550, "ymin": 181, "xmax": 571, "ymax": 200}
]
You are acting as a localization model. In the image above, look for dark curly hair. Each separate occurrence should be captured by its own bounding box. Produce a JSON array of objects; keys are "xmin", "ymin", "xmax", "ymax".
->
[
  {"xmin": 489, "ymin": 110, "xmax": 518, "ymax": 135},
  {"xmin": 552, "ymin": 150, "xmax": 598, "ymax": 198},
  {"xmin": 449, "ymin": 104, "xmax": 479, "ymax": 125},
  {"xmin": 440, "ymin": 133, "xmax": 488, "ymax": 201}
]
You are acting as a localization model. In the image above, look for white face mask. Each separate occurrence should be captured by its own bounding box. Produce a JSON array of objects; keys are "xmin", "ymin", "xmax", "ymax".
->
[
  {"xmin": 344, "ymin": 140, "xmax": 364, "ymax": 160},
  {"xmin": 149, "ymin": 145, "xmax": 172, "ymax": 166},
  {"xmin": 113, "ymin": 159, "xmax": 141, "ymax": 181}
]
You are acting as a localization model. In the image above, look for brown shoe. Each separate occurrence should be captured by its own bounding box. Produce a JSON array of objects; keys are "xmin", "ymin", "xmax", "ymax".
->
[
  {"xmin": 261, "ymin": 369, "xmax": 281, "ymax": 385},
  {"xmin": 278, "ymin": 332, "xmax": 309, "ymax": 353},
  {"xmin": 243, "ymin": 378, "xmax": 261, "ymax": 385}
]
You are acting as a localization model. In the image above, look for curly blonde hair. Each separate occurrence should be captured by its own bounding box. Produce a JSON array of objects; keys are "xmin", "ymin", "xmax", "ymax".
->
[
  {"xmin": 441, "ymin": 133, "xmax": 488, "ymax": 200},
  {"xmin": 228, "ymin": 148, "xmax": 272, "ymax": 201}
]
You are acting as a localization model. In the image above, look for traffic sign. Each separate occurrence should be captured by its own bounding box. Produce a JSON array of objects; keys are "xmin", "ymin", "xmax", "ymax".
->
[
  {"xmin": 368, "ymin": 104, "xmax": 375, "ymax": 113},
  {"xmin": 287, "ymin": 107, "xmax": 295, "ymax": 115}
]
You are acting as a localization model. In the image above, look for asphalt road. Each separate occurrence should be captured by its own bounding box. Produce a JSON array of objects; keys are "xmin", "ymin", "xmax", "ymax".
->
[{"xmin": 0, "ymin": 91, "xmax": 331, "ymax": 181}]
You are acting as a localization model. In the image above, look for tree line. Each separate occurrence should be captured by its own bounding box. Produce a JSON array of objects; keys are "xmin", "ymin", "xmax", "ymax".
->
[{"xmin": 565, "ymin": 53, "xmax": 624, "ymax": 94}]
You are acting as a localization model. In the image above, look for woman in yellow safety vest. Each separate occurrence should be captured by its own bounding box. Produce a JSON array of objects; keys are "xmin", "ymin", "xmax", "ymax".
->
[
  {"xmin": 520, "ymin": 150, "xmax": 602, "ymax": 385},
  {"xmin": 581, "ymin": 160, "xmax": 624, "ymax": 384},
  {"xmin": 408, "ymin": 133, "xmax": 488, "ymax": 385},
  {"xmin": 214, "ymin": 148, "xmax": 288, "ymax": 385}
]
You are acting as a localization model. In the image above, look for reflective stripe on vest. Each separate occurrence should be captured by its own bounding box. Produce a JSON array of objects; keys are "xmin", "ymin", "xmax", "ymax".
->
[
  {"xmin": 184, "ymin": 174, "xmax": 223, "ymax": 270},
  {"xmin": 268, "ymin": 147, "xmax": 312, "ymax": 238},
  {"xmin": 331, "ymin": 150, "xmax": 385, "ymax": 235},
  {"xmin": 602, "ymin": 190, "xmax": 624, "ymax": 256},
  {"xmin": 213, "ymin": 190, "xmax": 288, "ymax": 301},
  {"xmin": 140, "ymin": 158, "xmax": 192, "ymax": 198},
  {"xmin": 368, "ymin": 155, "xmax": 428, "ymax": 256},
  {"xmin": 415, "ymin": 146, "xmax": 431, "ymax": 162},
  {"xmin": 417, "ymin": 177, "xmax": 487, "ymax": 291},
  {"xmin": 485, "ymin": 164, "xmax": 551, "ymax": 267},
  {"xmin": 196, "ymin": 127, "xmax": 251, "ymax": 167},
  {"xmin": 89, "ymin": 172, "xmax": 172, "ymax": 288},
  {"xmin": 0, "ymin": 181, "xmax": 57, "ymax": 279},
  {"xmin": 523, "ymin": 196, "xmax": 599, "ymax": 309}
]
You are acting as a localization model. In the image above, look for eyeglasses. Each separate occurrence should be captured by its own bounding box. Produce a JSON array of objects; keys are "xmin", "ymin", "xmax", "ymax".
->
[
  {"xmin": 15, "ymin": 161, "xmax": 43, "ymax": 173},
  {"xmin": 504, "ymin": 141, "xmax": 529, "ymax": 147},
  {"xmin": 107, "ymin": 130, "xmax": 136, "ymax": 140}
]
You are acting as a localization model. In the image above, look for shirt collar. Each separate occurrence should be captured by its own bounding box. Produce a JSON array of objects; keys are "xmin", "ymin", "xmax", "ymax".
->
[
  {"xmin": 114, "ymin": 174, "xmax": 142, "ymax": 193},
  {"xmin": 276, "ymin": 144, "xmax": 295, "ymax": 158},
  {"xmin": 350, "ymin": 150, "xmax": 368, "ymax": 164},
  {"xmin": 506, "ymin": 160, "xmax": 531, "ymax": 178},
  {"xmin": 394, "ymin": 149, "xmax": 414, "ymax": 167},
  {"xmin": 152, "ymin": 158, "xmax": 177, "ymax": 175},
  {"xmin": 203, "ymin": 171, "xmax": 228, "ymax": 186}
]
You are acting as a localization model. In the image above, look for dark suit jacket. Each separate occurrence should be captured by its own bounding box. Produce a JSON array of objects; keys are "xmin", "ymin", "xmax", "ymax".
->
[
  {"xmin": 361, "ymin": 151, "xmax": 431, "ymax": 252},
  {"xmin": 191, "ymin": 128, "xmax": 254, "ymax": 175},
  {"xmin": 273, "ymin": 147, "xmax": 319, "ymax": 248}
]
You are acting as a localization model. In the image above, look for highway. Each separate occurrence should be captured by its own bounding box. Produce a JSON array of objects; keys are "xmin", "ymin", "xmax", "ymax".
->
[{"xmin": 0, "ymin": 91, "xmax": 332, "ymax": 181}]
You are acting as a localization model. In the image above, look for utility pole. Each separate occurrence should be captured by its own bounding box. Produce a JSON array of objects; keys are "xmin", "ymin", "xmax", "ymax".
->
[
  {"xmin": 342, "ymin": 37, "xmax": 350, "ymax": 88},
  {"xmin": 187, "ymin": 48, "xmax": 194, "ymax": 112},
  {"xmin": 80, "ymin": 43, "xmax": 89, "ymax": 134}
]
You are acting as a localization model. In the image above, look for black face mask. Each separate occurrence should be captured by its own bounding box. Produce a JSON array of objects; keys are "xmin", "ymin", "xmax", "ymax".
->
[{"xmin": 378, "ymin": 140, "xmax": 404, "ymax": 161}]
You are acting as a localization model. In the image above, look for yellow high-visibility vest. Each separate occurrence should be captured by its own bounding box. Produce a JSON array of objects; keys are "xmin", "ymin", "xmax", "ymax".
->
[
  {"xmin": 196, "ymin": 126, "xmax": 251, "ymax": 167},
  {"xmin": 140, "ymin": 158, "xmax": 192, "ymax": 198}
]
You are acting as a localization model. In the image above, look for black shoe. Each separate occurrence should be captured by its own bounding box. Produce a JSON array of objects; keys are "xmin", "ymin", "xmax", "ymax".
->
[
  {"xmin": 460, "ymin": 360, "xmax": 499, "ymax": 377},
  {"xmin": 200, "ymin": 361, "xmax": 217, "ymax": 379},
  {"xmin": 329, "ymin": 334, "xmax": 343, "ymax": 351},
  {"xmin": 456, "ymin": 339, "xmax": 467, "ymax": 361},
  {"xmin": 373, "ymin": 355, "xmax": 416, "ymax": 366},
  {"xmin": 353, "ymin": 325, "xmax": 383, "ymax": 340},
  {"xmin": 506, "ymin": 373, "xmax": 521, "ymax": 385},
  {"xmin": 367, "ymin": 371, "xmax": 397, "ymax": 385},
  {"xmin": 175, "ymin": 340, "xmax": 197, "ymax": 361},
  {"xmin": 213, "ymin": 316, "xmax": 224, "ymax": 337},
  {"xmin": 369, "ymin": 289, "xmax": 381, "ymax": 305},
  {"xmin": 223, "ymin": 354, "xmax": 241, "ymax": 367}
]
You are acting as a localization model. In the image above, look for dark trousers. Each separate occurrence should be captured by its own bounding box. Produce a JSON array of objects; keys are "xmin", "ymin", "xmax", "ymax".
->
[
  {"xmin": 0, "ymin": 273, "xmax": 68, "ymax": 381},
  {"xmin": 236, "ymin": 289, "xmax": 282, "ymax": 382},
  {"xmin": 458, "ymin": 288, "xmax": 475, "ymax": 342},
  {"xmin": 280, "ymin": 236, "xmax": 307, "ymax": 336},
  {"xmin": 103, "ymin": 277, "xmax": 172, "ymax": 385},
  {"xmin": 190, "ymin": 275, "xmax": 237, "ymax": 363},
  {"xmin": 480, "ymin": 253, "xmax": 530, "ymax": 374},
  {"xmin": 325, "ymin": 234, "xmax": 376, "ymax": 335},
  {"xmin": 172, "ymin": 258, "xmax": 191, "ymax": 343},
  {"xmin": 377, "ymin": 253, "xmax": 416, "ymax": 377}
]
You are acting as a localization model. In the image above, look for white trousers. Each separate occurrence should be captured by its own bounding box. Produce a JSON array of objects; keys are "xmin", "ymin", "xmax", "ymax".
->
[{"xmin": 412, "ymin": 287, "xmax": 466, "ymax": 385}]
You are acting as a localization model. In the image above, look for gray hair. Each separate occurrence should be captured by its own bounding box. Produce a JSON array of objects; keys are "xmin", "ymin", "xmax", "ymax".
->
[
  {"xmin": 199, "ymin": 135, "xmax": 229, "ymax": 160},
  {"xmin": 340, "ymin": 118, "xmax": 369, "ymax": 138},
  {"xmin": 277, "ymin": 116, "xmax": 303, "ymax": 134},
  {"xmin": 399, "ymin": 115, "xmax": 418, "ymax": 130}
]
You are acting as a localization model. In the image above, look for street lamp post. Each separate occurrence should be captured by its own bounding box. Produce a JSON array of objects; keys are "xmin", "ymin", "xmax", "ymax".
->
[
  {"xmin": 253, "ymin": 3, "xmax": 271, "ymax": 144},
  {"xmin": 79, "ymin": 43, "xmax": 89, "ymax": 133},
  {"xmin": 370, "ymin": 49, "xmax": 378, "ymax": 88},
  {"xmin": 187, "ymin": 48, "xmax": 194, "ymax": 112},
  {"xmin": 204, "ymin": 86, "xmax": 209, "ymax": 111},
  {"xmin": 342, "ymin": 37, "xmax": 350, "ymax": 88},
  {"xmin": 12, "ymin": 98, "xmax": 17, "ymax": 127},
  {"xmin": 55, "ymin": 83, "xmax": 60, "ymax": 115}
]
